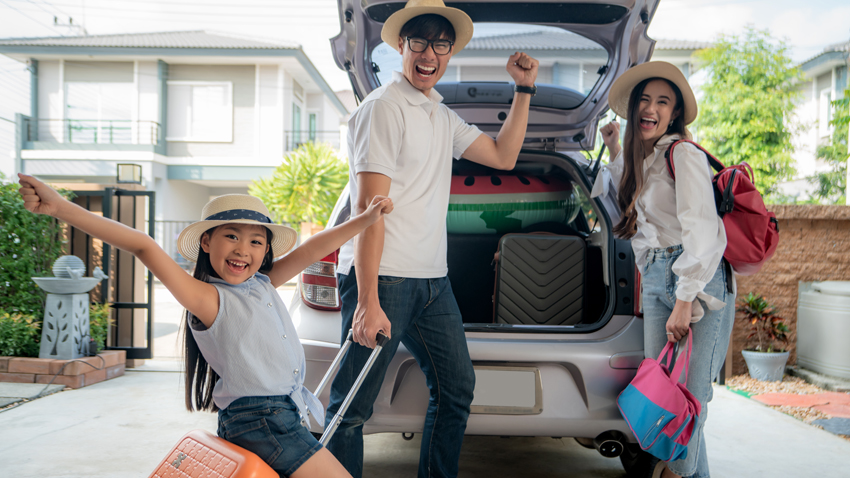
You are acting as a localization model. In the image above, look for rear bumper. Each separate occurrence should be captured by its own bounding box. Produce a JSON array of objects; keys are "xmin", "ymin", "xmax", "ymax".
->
[{"xmin": 292, "ymin": 294, "xmax": 644, "ymax": 440}]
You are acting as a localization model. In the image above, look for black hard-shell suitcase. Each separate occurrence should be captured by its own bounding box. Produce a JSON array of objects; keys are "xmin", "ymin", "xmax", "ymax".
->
[{"xmin": 494, "ymin": 234, "xmax": 585, "ymax": 326}]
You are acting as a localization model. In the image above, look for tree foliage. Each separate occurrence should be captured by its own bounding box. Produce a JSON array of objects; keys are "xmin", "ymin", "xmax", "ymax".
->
[
  {"xmin": 695, "ymin": 27, "xmax": 803, "ymax": 196},
  {"xmin": 810, "ymin": 87, "xmax": 849, "ymax": 204},
  {"xmin": 249, "ymin": 142, "xmax": 349, "ymax": 227}
]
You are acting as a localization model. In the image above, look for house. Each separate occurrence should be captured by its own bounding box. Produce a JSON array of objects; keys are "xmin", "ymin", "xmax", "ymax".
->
[
  {"xmin": 0, "ymin": 31, "xmax": 350, "ymax": 226},
  {"xmin": 783, "ymin": 40, "xmax": 849, "ymax": 202}
]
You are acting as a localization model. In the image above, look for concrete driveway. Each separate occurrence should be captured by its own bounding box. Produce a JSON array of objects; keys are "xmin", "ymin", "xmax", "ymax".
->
[{"xmin": 1, "ymin": 369, "xmax": 849, "ymax": 477}]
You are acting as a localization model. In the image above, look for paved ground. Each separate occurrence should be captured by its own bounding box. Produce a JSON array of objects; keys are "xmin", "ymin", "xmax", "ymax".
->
[
  {"xmin": 3, "ymin": 284, "xmax": 850, "ymax": 476},
  {"xmin": 2, "ymin": 369, "xmax": 850, "ymax": 477}
]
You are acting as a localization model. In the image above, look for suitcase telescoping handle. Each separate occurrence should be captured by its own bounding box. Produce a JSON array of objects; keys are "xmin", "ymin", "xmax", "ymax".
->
[{"xmin": 315, "ymin": 330, "xmax": 390, "ymax": 447}]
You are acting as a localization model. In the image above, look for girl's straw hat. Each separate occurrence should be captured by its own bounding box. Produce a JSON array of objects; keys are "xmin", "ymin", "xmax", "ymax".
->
[
  {"xmin": 177, "ymin": 194, "xmax": 297, "ymax": 262},
  {"xmin": 381, "ymin": 0, "xmax": 474, "ymax": 54},
  {"xmin": 608, "ymin": 61, "xmax": 698, "ymax": 125}
]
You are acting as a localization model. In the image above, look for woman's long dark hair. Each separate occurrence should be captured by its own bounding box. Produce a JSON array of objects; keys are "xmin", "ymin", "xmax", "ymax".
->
[
  {"xmin": 613, "ymin": 77, "xmax": 690, "ymax": 239},
  {"xmin": 181, "ymin": 225, "xmax": 275, "ymax": 412}
]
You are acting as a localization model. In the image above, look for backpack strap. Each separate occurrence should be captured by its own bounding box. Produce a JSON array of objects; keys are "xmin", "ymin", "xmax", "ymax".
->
[{"xmin": 664, "ymin": 139, "xmax": 726, "ymax": 180}]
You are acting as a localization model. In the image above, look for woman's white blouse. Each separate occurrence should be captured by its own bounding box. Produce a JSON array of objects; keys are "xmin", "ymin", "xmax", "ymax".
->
[{"xmin": 591, "ymin": 134, "xmax": 730, "ymax": 320}]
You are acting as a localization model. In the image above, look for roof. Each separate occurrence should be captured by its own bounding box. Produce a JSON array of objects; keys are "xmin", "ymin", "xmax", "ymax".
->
[
  {"xmin": 464, "ymin": 29, "xmax": 710, "ymax": 51},
  {"xmin": 0, "ymin": 31, "xmax": 299, "ymax": 50},
  {"xmin": 334, "ymin": 90, "xmax": 358, "ymax": 114},
  {"xmin": 800, "ymin": 40, "xmax": 850, "ymax": 70}
]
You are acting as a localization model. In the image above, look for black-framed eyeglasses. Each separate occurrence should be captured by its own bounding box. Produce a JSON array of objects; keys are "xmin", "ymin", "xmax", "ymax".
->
[{"xmin": 406, "ymin": 37, "xmax": 453, "ymax": 55}]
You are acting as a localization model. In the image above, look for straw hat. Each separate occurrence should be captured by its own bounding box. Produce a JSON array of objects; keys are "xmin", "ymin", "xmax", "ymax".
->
[
  {"xmin": 176, "ymin": 194, "xmax": 297, "ymax": 262},
  {"xmin": 608, "ymin": 61, "xmax": 698, "ymax": 125},
  {"xmin": 381, "ymin": 0, "xmax": 474, "ymax": 54}
]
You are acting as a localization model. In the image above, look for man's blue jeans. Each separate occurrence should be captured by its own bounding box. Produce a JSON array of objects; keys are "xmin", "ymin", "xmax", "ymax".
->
[
  {"xmin": 325, "ymin": 268, "xmax": 475, "ymax": 478},
  {"xmin": 641, "ymin": 245, "xmax": 735, "ymax": 478}
]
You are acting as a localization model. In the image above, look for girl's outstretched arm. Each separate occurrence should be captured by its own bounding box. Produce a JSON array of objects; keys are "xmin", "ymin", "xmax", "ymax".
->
[
  {"xmin": 18, "ymin": 174, "xmax": 220, "ymax": 327},
  {"xmin": 267, "ymin": 195, "xmax": 393, "ymax": 288}
]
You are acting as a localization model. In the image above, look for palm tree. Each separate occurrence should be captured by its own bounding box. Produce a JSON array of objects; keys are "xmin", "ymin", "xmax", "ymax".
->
[{"xmin": 249, "ymin": 142, "xmax": 349, "ymax": 230}]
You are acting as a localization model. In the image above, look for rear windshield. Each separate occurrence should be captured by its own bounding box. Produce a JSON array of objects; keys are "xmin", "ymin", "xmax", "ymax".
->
[{"xmin": 371, "ymin": 23, "xmax": 609, "ymax": 109}]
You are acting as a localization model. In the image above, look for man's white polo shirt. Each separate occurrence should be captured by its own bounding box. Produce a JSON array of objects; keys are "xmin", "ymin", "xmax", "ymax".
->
[{"xmin": 337, "ymin": 71, "xmax": 483, "ymax": 279}]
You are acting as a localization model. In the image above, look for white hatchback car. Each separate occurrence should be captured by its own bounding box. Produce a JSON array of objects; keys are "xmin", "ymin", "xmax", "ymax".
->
[{"xmin": 290, "ymin": 1, "xmax": 662, "ymax": 476}]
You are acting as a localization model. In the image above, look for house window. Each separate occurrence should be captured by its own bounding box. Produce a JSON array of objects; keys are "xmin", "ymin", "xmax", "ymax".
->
[
  {"xmin": 819, "ymin": 90, "xmax": 833, "ymax": 139},
  {"xmin": 308, "ymin": 113, "xmax": 317, "ymax": 141},
  {"xmin": 292, "ymin": 104, "xmax": 302, "ymax": 145},
  {"xmin": 166, "ymin": 81, "xmax": 233, "ymax": 142},
  {"xmin": 293, "ymin": 80, "xmax": 304, "ymax": 101},
  {"xmin": 65, "ymin": 82, "xmax": 133, "ymax": 144}
]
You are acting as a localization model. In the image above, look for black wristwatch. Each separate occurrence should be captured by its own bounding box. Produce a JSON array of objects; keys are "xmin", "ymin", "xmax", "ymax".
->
[{"xmin": 514, "ymin": 84, "xmax": 537, "ymax": 96}]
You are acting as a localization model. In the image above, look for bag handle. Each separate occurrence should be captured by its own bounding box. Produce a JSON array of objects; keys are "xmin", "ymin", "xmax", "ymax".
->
[
  {"xmin": 655, "ymin": 332, "xmax": 693, "ymax": 383},
  {"xmin": 671, "ymin": 333, "xmax": 693, "ymax": 384},
  {"xmin": 665, "ymin": 140, "xmax": 726, "ymax": 181}
]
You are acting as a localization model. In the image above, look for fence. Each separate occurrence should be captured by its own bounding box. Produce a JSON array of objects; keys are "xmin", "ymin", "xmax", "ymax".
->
[
  {"xmin": 26, "ymin": 119, "xmax": 161, "ymax": 145},
  {"xmin": 156, "ymin": 220, "xmax": 195, "ymax": 273},
  {"xmin": 284, "ymin": 130, "xmax": 341, "ymax": 151}
]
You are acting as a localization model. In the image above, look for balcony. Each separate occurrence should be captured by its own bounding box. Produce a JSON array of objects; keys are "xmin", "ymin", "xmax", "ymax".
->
[
  {"xmin": 22, "ymin": 118, "xmax": 162, "ymax": 151},
  {"xmin": 285, "ymin": 130, "xmax": 341, "ymax": 151}
]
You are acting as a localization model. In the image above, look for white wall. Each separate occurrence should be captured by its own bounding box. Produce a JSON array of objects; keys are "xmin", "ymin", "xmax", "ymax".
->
[
  {"xmin": 37, "ymin": 60, "xmax": 63, "ymax": 142},
  {"xmin": 137, "ymin": 61, "xmax": 160, "ymax": 145},
  {"xmin": 257, "ymin": 64, "xmax": 284, "ymax": 160},
  {"xmin": 0, "ymin": 56, "xmax": 28, "ymax": 179}
]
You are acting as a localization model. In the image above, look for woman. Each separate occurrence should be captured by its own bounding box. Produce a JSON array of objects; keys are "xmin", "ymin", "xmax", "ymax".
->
[{"xmin": 592, "ymin": 61, "xmax": 735, "ymax": 478}]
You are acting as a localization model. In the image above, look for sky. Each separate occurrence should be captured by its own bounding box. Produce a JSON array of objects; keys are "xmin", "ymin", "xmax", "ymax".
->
[{"xmin": 1, "ymin": 0, "xmax": 849, "ymax": 173}]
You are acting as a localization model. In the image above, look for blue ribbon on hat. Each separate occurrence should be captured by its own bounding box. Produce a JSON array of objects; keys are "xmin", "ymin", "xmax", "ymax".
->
[{"xmin": 205, "ymin": 209, "xmax": 272, "ymax": 223}]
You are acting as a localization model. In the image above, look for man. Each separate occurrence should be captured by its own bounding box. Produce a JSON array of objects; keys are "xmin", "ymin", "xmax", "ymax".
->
[{"xmin": 325, "ymin": 1, "xmax": 538, "ymax": 476}]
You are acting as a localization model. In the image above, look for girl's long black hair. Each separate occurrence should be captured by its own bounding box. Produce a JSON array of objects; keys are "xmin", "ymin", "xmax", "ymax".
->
[{"xmin": 181, "ymin": 226, "xmax": 276, "ymax": 412}]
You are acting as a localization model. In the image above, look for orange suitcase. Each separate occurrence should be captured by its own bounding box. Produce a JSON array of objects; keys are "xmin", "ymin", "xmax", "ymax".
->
[
  {"xmin": 150, "ymin": 332, "xmax": 389, "ymax": 477},
  {"xmin": 149, "ymin": 429, "xmax": 277, "ymax": 478}
]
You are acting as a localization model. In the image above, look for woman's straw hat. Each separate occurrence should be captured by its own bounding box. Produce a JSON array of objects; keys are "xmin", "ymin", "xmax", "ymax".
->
[
  {"xmin": 177, "ymin": 194, "xmax": 297, "ymax": 262},
  {"xmin": 608, "ymin": 61, "xmax": 698, "ymax": 125},
  {"xmin": 381, "ymin": 0, "xmax": 474, "ymax": 54}
]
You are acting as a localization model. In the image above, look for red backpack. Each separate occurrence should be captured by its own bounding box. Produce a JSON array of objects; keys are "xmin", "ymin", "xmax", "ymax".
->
[{"xmin": 665, "ymin": 140, "xmax": 779, "ymax": 276}]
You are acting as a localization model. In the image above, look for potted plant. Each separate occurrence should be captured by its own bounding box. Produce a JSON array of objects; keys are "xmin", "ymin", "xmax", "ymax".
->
[{"xmin": 737, "ymin": 292, "xmax": 791, "ymax": 381}]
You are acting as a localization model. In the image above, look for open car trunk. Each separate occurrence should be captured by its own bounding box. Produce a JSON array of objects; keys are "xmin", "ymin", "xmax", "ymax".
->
[{"xmin": 447, "ymin": 151, "xmax": 612, "ymax": 330}]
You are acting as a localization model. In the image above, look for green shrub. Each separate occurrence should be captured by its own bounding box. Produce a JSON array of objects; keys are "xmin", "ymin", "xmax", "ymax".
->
[
  {"xmin": 0, "ymin": 173, "xmax": 69, "ymax": 318},
  {"xmin": 0, "ymin": 312, "xmax": 41, "ymax": 357},
  {"xmin": 249, "ymin": 142, "xmax": 349, "ymax": 227},
  {"xmin": 89, "ymin": 302, "xmax": 113, "ymax": 352}
]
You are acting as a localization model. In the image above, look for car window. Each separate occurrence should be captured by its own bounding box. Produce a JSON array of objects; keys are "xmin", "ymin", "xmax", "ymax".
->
[{"xmin": 371, "ymin": 23, "xmax": 609, "ymax": 108}]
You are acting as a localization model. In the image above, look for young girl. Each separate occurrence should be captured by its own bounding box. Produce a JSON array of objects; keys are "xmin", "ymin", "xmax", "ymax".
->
[
  {"xmin": 592, "ymin": 62, "xmax": 735, "ymax": 478},
  {"xmin": 18, "ymin": 173, "xmax": 393, "ymax": 478}
]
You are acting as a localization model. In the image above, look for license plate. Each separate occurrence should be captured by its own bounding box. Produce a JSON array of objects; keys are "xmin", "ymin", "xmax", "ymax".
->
[{"xmin": 470, "ymin": 366, "xmax": 542, "ymax": 415}]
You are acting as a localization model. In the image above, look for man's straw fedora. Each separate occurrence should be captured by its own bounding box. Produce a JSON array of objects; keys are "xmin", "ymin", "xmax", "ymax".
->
[{"xmin": 381, "ymin": 0, "xmax": 474, "ymax": 54}]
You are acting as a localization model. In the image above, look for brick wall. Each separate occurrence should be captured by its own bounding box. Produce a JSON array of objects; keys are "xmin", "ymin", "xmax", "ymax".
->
[{"xmin": 731, "ymin": 205, "xmax": 850, "ymax": 375}]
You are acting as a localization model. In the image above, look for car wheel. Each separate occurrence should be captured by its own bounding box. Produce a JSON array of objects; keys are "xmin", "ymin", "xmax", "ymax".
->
[{"xmin": 619, "ymin": 444, "xmax": 659, "ymax": 478}]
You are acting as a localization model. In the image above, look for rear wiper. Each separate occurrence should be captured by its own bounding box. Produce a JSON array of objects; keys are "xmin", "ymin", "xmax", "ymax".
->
[{"xmin": 587, "ymin": 143, "xmax": 607, "ymax": 181}]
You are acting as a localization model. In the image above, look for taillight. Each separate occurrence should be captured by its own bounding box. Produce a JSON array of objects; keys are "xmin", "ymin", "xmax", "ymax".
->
[
  {"xmin": 634, "ymin": 268, "xmax": 643, "ymax": 318},
  {"xmin": 300, "ymin": 250, "xmax": 341, "ymax": 311}
]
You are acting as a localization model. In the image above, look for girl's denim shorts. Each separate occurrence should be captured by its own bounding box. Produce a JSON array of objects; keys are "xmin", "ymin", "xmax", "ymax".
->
[{"xmin": 217, "ymin": 395, "xmax": 321, "ymax": 476}]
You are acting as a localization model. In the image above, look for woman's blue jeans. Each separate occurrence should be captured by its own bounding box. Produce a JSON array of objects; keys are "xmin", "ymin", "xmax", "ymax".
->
[
  {"xmin": 325, "ymin": 268, "xmax": 475, "ymax": 478},
  {"xmin": 641, "ymin": 245, "xmax": 735, "ymax": 478}
]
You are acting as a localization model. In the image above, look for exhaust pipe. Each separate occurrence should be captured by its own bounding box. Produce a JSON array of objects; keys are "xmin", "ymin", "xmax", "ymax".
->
[{"xmin": 593, "ymin": 431, "xmax": 626, "ymax": 458}]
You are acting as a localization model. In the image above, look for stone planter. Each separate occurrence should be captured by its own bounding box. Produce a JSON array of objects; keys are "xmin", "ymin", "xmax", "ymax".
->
[{"xmin": 742, "ymin": 350, "xmax": 789, "ymax": 382}]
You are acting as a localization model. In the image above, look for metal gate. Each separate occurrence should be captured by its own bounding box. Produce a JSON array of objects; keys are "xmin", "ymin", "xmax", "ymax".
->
[{"xmin": 70, "ymin": 188, "xmax": 155, "ymax": 360}]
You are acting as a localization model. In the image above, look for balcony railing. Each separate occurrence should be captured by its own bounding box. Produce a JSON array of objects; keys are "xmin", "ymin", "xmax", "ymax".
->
[
  {"xmin": 25, "ymin": 119, "xmax": 161, "ymax": 146},
  {"xmin": 285, "ymin": 130, "xmax": 341, "ymax": 151}
]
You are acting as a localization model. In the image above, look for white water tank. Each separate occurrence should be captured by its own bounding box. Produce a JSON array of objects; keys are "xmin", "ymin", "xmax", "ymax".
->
[{"xmin": 797, "ymin": 281, "xmax": 850, "ymax": 379}]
